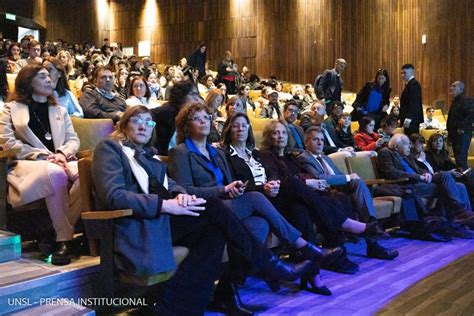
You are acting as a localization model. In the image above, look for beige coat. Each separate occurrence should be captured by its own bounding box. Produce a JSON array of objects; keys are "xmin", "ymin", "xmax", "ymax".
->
[{"xmin": 0, "ymin": 101, "xmax": 80, "ymax": 206}]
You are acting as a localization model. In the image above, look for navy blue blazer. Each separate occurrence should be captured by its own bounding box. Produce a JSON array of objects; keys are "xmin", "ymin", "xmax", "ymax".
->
[
  {"xmin": 168, "ymin": 142, "xmax": 234, "ymax": 199},
  {"xmin": 92, "ymin": 139, "xmax": 186, "ymax": 275}
]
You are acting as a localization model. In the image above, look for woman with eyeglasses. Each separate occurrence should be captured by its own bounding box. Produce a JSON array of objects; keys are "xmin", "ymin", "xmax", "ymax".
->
[
  {"xmin": 42, "ymin": 57, "xmax": 83, "ymax": 117},
  {"xmin": 0, "ymin": 64, "xmax": 81, "ymax": 265},
  {"xmin": 168, "ymin": 102, "xmax": 340, "ymax": 305},
  {"xmin": 351, "ymin": 69, "xmax": 391, "ymax": 130},
  {"xmin": 93, "ymin": 105, "xmax": 313, "ymax": 315}
]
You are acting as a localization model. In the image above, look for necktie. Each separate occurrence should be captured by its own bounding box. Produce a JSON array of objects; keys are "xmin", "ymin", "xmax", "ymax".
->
[{"xmin": 316, "ymin": 156, "xmax": 331, "ymax": 175}]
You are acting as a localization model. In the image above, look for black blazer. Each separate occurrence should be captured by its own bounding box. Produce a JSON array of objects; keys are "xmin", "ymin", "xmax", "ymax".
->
[
  {"xmin": 447, "ymin": 93, "xmax": 474, "ymax": 137},
  {"xmin": 224, "ymin": 146, "xmax": 265, "ymax": 194},
  {"xmin": 150, "ymin": 102, "xmax": 179, "ymax": 155},
  {"xmin": 168, "ymin": 142, "xmax": 234, "ymax": 199},
  {"xmin": 399, "ymin": 78, "xmax": 423, "ymax": 134},
  {"xmin": 377, "ymin": 147, "xmax": 424, "ymax": 182}
]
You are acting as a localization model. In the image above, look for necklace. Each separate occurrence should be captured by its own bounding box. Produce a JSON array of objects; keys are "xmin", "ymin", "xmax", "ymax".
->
[{"xmin": 31, "ymin": 108, "xmax": 52, "ymax": 141}]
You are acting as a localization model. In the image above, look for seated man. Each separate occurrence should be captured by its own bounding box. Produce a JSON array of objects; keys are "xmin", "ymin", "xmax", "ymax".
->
[
  {"xmin": 419, "ymin": 107, "xmax": 441, "ymax": 130},
  {"xmin": 259, "ymin": 90, "xmax": 282, "ymax": 119},
  {"xmin": 283, "ymin": 99, "xmax": 305, "ymax": 151},
  {"xmin": 297, "ymin": 126, "xmax": 398, "ymax": 264},
  {"xmin": 377, "ymin": 134, "xmax": 473, "ymax": 226},
  {"xmin": 79, "ymin": 65, "xmax": 126, "ymax": 122},
  {"xmin": 14, "ymin": 39, "xmax": 42, "ymax": 73},
  {"xmin": 299, "ymin": 102, "xmax": 354, "ymax": 155}
]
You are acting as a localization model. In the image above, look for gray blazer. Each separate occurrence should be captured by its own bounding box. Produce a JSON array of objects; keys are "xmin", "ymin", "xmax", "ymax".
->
[
  {"xmin": 92, "ymin": 139, "xmax": 186, "ymax": 275},
  {"xmin": 296, "ymin": 150, "xmax": 348, "ymax": 186},
  {"xmin": 168, "ymin": 142, "xmax": 233, "ymax": 199}
]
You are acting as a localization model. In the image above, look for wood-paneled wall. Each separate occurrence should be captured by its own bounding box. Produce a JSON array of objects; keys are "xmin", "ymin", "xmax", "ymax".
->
[{"xmin": 43, "ymin": 0, "xmax": 472, "ymax": 105}]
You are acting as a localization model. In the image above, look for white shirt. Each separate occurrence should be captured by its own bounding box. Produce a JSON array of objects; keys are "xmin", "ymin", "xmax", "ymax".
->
[{"xmin": 229, "ymin": 145, "xmax": 267, "ymax": 185}]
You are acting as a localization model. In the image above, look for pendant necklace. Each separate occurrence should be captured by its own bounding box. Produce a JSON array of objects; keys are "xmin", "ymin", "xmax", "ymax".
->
[{"xmin": 31, "ymin": 108, "xmax": 52, "ymax": 141}]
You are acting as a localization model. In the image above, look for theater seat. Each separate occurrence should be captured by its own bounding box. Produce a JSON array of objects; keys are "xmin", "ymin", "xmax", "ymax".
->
[
  {"xmin": 71, "ymin": 117, "xmax": 115, "ymax": 155},
  {"xmin": 79, "ymin": 157, "xmax": 188, "ymax": 296},
  {"xmin": 468, "ymin": 137, "xmax": 474, "ymax": 168}
]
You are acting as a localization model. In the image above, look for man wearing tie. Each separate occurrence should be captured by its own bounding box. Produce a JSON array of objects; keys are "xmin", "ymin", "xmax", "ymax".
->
[
  {"xmin": 399, "ymin": 64, "xmax": 423, "ymax": 135},
  {"xmin": 297, "ymin": 126, "xmax": 398, "ymax": 264}
]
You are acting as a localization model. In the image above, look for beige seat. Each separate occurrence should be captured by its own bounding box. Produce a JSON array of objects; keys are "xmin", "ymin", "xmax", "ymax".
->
[{"xmin": 71, "ymin": 117, "xmax": 115, "ymax": 156}]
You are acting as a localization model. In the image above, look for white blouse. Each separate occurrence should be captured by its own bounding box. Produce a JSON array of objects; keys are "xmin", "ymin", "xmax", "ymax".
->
[{"xmin": 229, "ymin": 145, "xmax": 267, "ymax": 185}]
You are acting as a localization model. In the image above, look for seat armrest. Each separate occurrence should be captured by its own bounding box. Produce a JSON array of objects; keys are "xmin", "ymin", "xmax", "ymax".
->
[
  {"xmin": 81, "ymin": 209, "xmax": 133, "ymax": 220},
  {"xmin": 383, "ymin": 178, "xmax": 409, "ymax": 184}
]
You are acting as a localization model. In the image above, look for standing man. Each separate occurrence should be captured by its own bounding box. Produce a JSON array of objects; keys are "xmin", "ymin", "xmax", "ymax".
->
[
  {"xmin": 399, "ymin": 64, "xmax": 423, "ymax": 135},
  {"xmin": 447, "ymin": 81, "xmax": 474, "ymax": 170},
  {"xmin": 315, "ymin": 58, "xmax": 347, "ymax": 109}
]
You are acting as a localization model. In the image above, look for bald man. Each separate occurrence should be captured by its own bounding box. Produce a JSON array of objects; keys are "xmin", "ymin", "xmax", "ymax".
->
[{"xmin": 447, "ymin": 81, "xmax": 474, "ymax": 170}]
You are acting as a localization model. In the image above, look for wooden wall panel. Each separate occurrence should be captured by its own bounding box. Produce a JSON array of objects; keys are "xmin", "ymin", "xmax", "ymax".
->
[{"xmin": 43, "ymin": 0, "xmax": 472, "ymax": 105}]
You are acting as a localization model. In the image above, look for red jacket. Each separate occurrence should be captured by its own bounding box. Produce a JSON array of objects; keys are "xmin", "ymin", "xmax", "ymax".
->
[{"xmin": 354, "ymin": 131, "xmax": 380, "ymax": 151}]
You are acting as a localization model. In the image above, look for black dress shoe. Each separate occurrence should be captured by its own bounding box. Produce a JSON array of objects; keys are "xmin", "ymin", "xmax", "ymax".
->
[
  {"xmin": 366, "ymin": 242, "xmax": 399, "ymax": 260},
  {"xmin": 363, "ymin": 222, "xmax": 389, "ymax": 239},
  {"xmin": 262, "ymin": 255, "xmax": 311, "ymax": 283},
  {"xmin": 51, "ymin": 241, "xmax": 73, "ymax": 266},
  {"xmin": 322, "ymin": 254, "xmax": 359, "ymax": 275}
]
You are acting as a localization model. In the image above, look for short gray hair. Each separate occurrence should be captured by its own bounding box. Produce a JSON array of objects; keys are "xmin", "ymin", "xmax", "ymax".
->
[{"xmin": 388, "ymin": 134, "xmax": 409, "ymax": 149}]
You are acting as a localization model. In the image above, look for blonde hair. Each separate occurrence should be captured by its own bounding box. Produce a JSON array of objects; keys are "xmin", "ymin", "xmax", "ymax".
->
[{"xmin": 260, "ymin": 119, "xmax": 290, "ymax": 151}]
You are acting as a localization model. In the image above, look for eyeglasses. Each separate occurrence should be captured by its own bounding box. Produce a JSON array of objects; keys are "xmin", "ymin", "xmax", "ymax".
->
[
  {"xmin": 285, "ymin": 109, "xmax": 299, "ymax": 114},
  {"xmin": 231, "ymin": 123, "xmax": 250, "ymax": 129},
  {"xmin": 129, "ymin": 116, "xmax": 156, "ymax": 127},
  {"xmin": 191, "ymin": 115, "xmax": 212, "ymax": 122}
]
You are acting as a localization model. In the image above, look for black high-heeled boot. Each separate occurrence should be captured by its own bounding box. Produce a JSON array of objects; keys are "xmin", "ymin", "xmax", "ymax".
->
[
  {"xmin": 210, "ymin": 280, "xmax": 256, "ymax": 316},
  {"xmin": 293, "ymin": 243, "xmax": 342, "ymax": 267},
  {"xmin": 261, "ymin": 255, "xmax": 311, "ymax": 284},
  {"xmin": 300, "ymin": 268, "xmax": 332, "ymax": 296}
]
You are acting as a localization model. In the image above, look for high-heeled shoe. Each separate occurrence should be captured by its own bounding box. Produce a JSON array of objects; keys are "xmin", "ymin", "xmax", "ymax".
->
[
  {"xmin": 300, "ymin": 272, "xmax": 332, "ymax": 296},
  {"xmin": 293, "ymin": 243, "xmax": 343, "ymax": 267},
  {"xmin": 210, "ymin": 280, "xmax": 256, "ymax": 316},
  {"xmin": 261, "ymin": 255, "xmax": 311, "ymax": 283}
]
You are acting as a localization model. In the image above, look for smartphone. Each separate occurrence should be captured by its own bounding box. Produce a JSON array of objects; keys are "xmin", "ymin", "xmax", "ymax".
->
[{"xmin": 462, "ymin": 168, "xmax": 472, "ymax": 176}]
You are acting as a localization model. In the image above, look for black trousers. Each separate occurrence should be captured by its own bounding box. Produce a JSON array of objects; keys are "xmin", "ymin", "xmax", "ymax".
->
[
  {"xmin": 155, "ymin": 198, "xmax": 272, "ymax": 316},
  {"xmin": 271, "ymin": 177, "xmax": 351, "ymax": 248}
]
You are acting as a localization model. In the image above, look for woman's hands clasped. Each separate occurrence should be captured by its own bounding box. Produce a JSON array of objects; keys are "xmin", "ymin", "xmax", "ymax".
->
[{"xmin": 162, "ymin": 194, "xmax": 207, "ymax": 216}]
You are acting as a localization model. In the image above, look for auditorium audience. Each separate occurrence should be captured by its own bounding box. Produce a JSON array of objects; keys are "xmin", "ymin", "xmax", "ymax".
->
[
  {"xmin": 377, "ymin": 134, "xmax": 474, "ymax": 229},
  {"xmin": 79, "ymin": 65, "xmax": 126, "ymax": 122},
  {"xmin": 0, "ymin": 64, "xmax": 81, "ymax": 265},
  {"xmin": 168, "ymin": 102, "xmax": 337, "ymax": 298},
  {"xmin": 92, "ymin": 105, "xmax": 311, "ymax": 315}
]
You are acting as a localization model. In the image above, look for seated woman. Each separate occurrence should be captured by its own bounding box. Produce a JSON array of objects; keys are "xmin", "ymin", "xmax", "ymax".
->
[
  {"xmin": 91, "ymin": 105, "xmax": 311, "ymax": 315},
  {"xmin": 256, "ymin": 119, "xmax": 390, "ymax": 273},
  {"xmin": 42, "ymin": 57, "xmax": 84, "ymax": 117},
  {"xmin": 222, "ymin": 113, "xmax": 386, "ymax": 294},
  {"xmin": 204, "ymin": 88, "xmax": 226, "ymax": 143},
  {"xmin": 168, "ymin": 102, "xmax": 338, "ymax": 292},
  {"xmin": 336, "ymin": 112, "xmax": 355, "ymax": 148},
  {"xmin": 351, "ymin": 69, "xmax": 391, "ymax": 129},
  {"xmin": 354, "ymin": 116, "xmax": 388, "ymax": 151},
  {"xmin": 0, "ymin": 64, "xmax": 81, "ymax": 265},
  {"xmin": 114, "ymin": 67, "xmax": 129, "ymax": 100},
  {"xmin": 424, "ymin": 134, "xmax": 474, "ymax": 204},
  {"xmin": 235, "ymin": 84, "xmax": 256, "ymax": 114},
  {"xmin": 198, "ymin": 74, "xmax": 216, "ymax": 94},
  {"xmin": 125, "ymin": 75, "xmax": 159, "ymax": 109},
  {"xmin": 6, "ymin": 42, "xmax": 21, "ymax": 73}
]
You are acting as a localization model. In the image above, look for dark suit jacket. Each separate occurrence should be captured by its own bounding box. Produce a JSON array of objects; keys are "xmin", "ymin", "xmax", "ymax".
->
[
  {"xmin": 296, "ymin": 150, "xmax": 348, "ymax": 186},
  {"xmin": 377, "ymin": 147, "xmax": 424, "ymax": 182},
  {"xmin": 400, "ymin": 78, "xmax": 423, "ymax": 134},
  {"xmin": 224, "ymin": 146, "xmax": 265, "ymax": 194},
  {"xmin": 168, "ymin": 142, "xmax": 233, "ymax": 199},
  {"xmin": 92, "ymin": 139, "xmax": 186, "ymax": 275},
  {"xmin": 286, "ymin": 122, "xmax": 305, "ymax": 150},
  {"xmin": 320, "ymin": 69, "xmax": 343, "ymax": 102},
  {"xmin": 447, "ymin": 93, "xmax": 474, "ymax": 138},
  {"xmin": 150, "ymin": 102, "xmax": 179, "ymax": 155}
]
